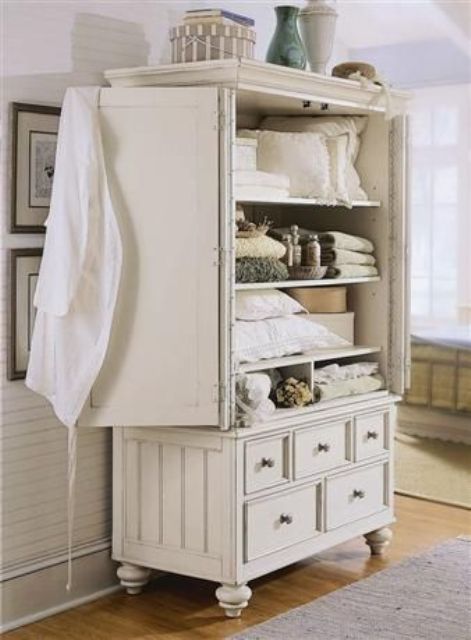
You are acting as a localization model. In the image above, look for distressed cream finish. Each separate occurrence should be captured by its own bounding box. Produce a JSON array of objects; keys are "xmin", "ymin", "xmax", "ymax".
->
[{"xmin": 79, "ymin": 61, "xmax": 408, "ymax": 616}]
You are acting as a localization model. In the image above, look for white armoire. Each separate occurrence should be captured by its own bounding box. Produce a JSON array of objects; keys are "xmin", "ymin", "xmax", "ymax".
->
[{"xmin": 78, "ymin": 59, "xmax": 409, "ymax": 617}]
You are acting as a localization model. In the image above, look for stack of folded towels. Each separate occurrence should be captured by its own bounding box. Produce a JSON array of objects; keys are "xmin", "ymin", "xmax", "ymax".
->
[
  {"xmin": 313, "ymin": 362, "xmax": 384, "ymax": 402},
  {"xmin": 319, "ymin": 231, "xmax": 378, "ymax": 278},
  {"xmin": 235, "ymin": 210, "xmax": 289, "ymax": 283}
]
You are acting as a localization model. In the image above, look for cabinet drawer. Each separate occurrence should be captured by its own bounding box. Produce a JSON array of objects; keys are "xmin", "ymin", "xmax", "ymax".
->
[
  {"xmin": 294, "ymin": 420, "xmax": 350, "ymax": 479},
  {"xmin": 245, "ymin": 484, "xmax": 319, "ymax": 561},
  {"xmin": 245, "ymin": 434, "xmax": 289, "ymax": 494},
  {"xmin": 325, "ymin": 462, "xmax": 388, "ymax": 530},
  {"xmin": 354, "ymin": 411, "xmax": 389, "ymax": 461}
]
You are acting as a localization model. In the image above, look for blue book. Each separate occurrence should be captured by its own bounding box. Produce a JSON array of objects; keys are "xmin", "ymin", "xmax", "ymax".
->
[{"xmin": 185, "ymin": 9, "xmax": 255, "ymax": 27}]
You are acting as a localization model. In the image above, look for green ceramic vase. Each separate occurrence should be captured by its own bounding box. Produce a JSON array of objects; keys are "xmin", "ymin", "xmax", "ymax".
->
[{"xmin": 266, "ymin": 6, "xmax": 307, "ymax": 70}]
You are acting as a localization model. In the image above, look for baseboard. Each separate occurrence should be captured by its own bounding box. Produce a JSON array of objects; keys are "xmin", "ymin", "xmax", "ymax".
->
[
  {"xmin": 398, "ymin": 405, "xmax": 471, "ymax": 444},
  {"xmin": 395, "ymin": 490, "xmax": 471, "ymax": 511},
  {"xmin": 0, "ymin": 548, "xmax": 119, "ymax": 633}
]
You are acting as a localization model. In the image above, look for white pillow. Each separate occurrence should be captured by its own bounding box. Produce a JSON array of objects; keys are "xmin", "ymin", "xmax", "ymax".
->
[
  {"xmin": 236, "ymin": 289, "xmax": 307, "ymax": 321},
  {"xmin": 257, "ymin": 130, "xmax": 332, "ymax": 199},
  {"xmin": 326, "ymin": 134, "xmax": 350, "ymax": 205},
  {"xmin": 260, "ymin": 116, "xmax": 368, "ymax": 201},
  {"xmin": 235, "ymin": 316, "xmax": 350, "ymax": 363}
]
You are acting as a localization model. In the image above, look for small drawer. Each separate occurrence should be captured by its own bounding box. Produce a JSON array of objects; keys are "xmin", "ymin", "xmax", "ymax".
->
[
  {"xmin": 245, "ymin": 484, "xmax": 319, "ymax": 561},
  {"xmin": 294, "ymin": 420, "xmax": 350, "ymax": 479},
  {"xmin": 325, "ymin": 462, "xmax": 388, "ymax": 530},
  {"xmin": 245, "ymin": 434, "xmax": 289, "ymax": 494},
  {"xmin": 354, "ymin": 411, "xmax": 389, "ymax": 461}
]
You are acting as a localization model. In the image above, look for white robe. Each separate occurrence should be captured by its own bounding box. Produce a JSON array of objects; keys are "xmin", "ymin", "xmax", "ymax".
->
[
  {"xmin": 26, "ymin": 86, "xmax": 122, "ymax": 428},
  {"xmin": 26, "ymin": 87, "xmax": 122, "ymax": 589}
]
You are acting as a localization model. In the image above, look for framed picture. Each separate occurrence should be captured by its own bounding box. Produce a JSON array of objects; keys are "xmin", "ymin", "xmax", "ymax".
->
[
  {"xmin": 11, "ymin": 102, "xmax": 61, "ymax": 233},
  {"xmin": 8, "ymin": 249, "xmax": 43, "ymax": 380}
]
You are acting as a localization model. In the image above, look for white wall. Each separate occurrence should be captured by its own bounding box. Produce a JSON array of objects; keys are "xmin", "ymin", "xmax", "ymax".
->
[
  {"xmin": 1, "ymin": 5, "xmax": 164, "ymax": 632},
  {"xmin": 0, "ymin": 2, "xmax": 290, "ymax": 631}
]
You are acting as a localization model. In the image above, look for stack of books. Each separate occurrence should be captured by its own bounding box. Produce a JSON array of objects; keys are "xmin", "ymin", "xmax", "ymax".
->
[{"xmin": 183, "ymin": 8, "xmax": 255, "ymax": 28}]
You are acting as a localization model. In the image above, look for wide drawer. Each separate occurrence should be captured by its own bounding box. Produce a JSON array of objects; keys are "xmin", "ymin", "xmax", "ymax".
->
[
  {"xmin": 245, "ymin": 434, "xmax": 289, "ymax": 494},
  {"xmin": 325, "ymin": 462, "xmax": 388, "ymax": 530},
  {"xmin": 294, "ymin": 420, "xmax": 350, "ymax": 479},
  {"xmin": 245, "ymin": 484, "xmax": 319, "ymax": 561},
  {"xmin": 354, "ymin": 411, "xmax": 389, "ymax": 461}
]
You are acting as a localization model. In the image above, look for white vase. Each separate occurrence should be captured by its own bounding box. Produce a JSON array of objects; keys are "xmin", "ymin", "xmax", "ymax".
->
[{"xmin": 299, "ymin": 0, "xmax": 338, "ymax": 74}]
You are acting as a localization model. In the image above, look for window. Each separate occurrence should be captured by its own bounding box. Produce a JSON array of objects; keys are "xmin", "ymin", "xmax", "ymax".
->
[{"xmin": 409, "ymin": 84, "xmax": 471, "ymax": 330}]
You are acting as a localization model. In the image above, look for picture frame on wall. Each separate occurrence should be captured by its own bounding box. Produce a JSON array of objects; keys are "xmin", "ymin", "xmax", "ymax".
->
[
  {"xmin": 10, "ymin": 102, "xmax": 61, "ymax": 233},
  {"xmin": 8, "ymin": 248, "xmax": 43, "ymax": 380}
]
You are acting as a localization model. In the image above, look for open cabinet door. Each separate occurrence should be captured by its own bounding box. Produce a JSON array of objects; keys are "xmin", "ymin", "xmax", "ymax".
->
[
  {"xmin": 79, "ymin": 87, "xmax": 221, "ymax": 427},
  {"xmin": 389, "ymin": 114, "xmax": 411, "ymax": 395}
]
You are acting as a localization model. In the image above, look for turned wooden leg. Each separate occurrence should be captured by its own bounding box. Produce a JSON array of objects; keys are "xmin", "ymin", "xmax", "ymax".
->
[
  {"xmin": 117, "ymin": 562, "xmax": 151, "ymax": 594},
  {"xmin": 215, "ymin": 583, "xmax": 252, "ymax": 618},
  {"xmin": 364, "ymin": 526, "xmax": 393, "ymax": 556}
]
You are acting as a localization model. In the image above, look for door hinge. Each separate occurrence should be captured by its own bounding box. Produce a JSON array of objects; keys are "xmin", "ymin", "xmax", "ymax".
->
[
  {"xmin": 213, "ymin": 383, "xmax": 226, "ymax": 404},
  {"xmin": 218, "ymin": 109, "xmax": 227, "ymax": 131},
  {"xmin": 214, "ymin": 247, "xmax": 226, "ymax": 267}
]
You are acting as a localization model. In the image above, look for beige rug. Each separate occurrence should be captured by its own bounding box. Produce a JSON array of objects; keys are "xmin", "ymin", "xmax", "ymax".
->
[
  {"xmin": 231, "ymin": 538, "xmax": 471, "ymax": 640},
  {"xmin": 395, "ymin": 433, "xmax": 471, "ymax": 508}
]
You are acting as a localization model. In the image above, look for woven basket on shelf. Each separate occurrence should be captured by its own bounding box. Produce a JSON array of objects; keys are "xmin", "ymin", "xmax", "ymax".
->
[{"xmin": 288, "ymin": 265, "xmax": 327, "ymax": 280}]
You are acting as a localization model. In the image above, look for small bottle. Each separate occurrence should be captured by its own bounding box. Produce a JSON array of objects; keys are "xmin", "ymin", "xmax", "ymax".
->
[
  {"xmin": 291, "ymin": 225, "xmax": 302, "ymax": 267},
  {"xmin": 281, "ymin": 234, "xmax": 294, "ymax": 267},
  {"xmin": 304, "ymin": 234, "xmax": 321, "ymax": 267}
]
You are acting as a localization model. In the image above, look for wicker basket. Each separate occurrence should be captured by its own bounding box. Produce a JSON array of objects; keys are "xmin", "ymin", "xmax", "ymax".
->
[
  {"xmin": 288, "ymin": 265, "xmax": 327, "ymax": 280},
  {"xmin": 170, "ymin": 24, "xmax": 256, "ymax": 63}
]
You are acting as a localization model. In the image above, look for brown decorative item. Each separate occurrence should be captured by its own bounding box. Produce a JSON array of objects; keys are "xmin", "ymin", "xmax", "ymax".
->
[
  {"xmin": 8, "ymin": 248, "xmax": 43, "ymax": 380},
  {"xmin": 332, "ymin": 61, "xmax": 376, "ymax": 81},
  {"xmin": 236, "ymin": 217, "xmax": 272, "ymax": 238},
  {"xmin": 10, "ymin": 102, "xmax": 61, "ymax": 233},
  {"xmin": 275, "ymin": 377, "xmax": 313, "ymax": 408}
]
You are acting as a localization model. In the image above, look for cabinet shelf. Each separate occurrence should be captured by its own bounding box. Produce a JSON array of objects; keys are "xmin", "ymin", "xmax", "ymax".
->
[
  {"xmin": 235, "ymin": 276, "xmax": 380, "ymax": 290},
  {"xmin": 264, "ymin": 390, "xmax": 390, "ymax": 423},
  {"xmin": 236, "ymin": 197, "xmax": 381, "ymax": 208},
  {"xmin": 237, "ymin": 345, "xmax": 381, "ymax": 374}
]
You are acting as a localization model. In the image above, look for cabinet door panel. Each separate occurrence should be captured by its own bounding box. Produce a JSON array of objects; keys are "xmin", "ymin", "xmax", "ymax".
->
[{"xmin": 79, "ymin": 87, "xmax": 220, "ymax": 427}]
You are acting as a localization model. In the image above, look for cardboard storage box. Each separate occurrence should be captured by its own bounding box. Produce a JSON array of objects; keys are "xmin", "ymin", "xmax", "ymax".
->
[
  {"xmin": 306, "ymin": 312, "xmax": 354, "ymax": 344},
  {"xmin": 170, "ymin": 24, "xmax": 256, "ymax": 63},
  {"xmin": 286, "ymin": 286, "xmax": 347, "ymax": 313}
]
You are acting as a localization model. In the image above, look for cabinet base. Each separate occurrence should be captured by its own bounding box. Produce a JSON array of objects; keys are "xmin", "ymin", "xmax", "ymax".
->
[
  {"xmin": 364, "ymin": 526, "xmax": 393, "ymax": 555},
  {"xmin": 117, "ymin": 562, "xmax": 151, "ymax": 595},
  {"xmin": 215, "ymin": 583, "xmax": 252, "ymax": 618}
]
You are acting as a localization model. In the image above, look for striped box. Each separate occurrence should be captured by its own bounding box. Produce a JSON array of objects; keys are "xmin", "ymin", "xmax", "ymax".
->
[{"xmin": 169, "ymin": 23, "xmax": 256, "ymax": 63}]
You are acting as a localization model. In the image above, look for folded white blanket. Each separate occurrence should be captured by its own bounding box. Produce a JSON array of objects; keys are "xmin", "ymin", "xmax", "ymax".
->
[
  {"xmin": 314, "ymin": 374, "xmax": 384, "ymax": 402},
  {"xmin": 313, "ymin": 362, "xmax": 379, "ymax": 384},
  {"xmin": 236, "ymin": 235, "xmax": 286, "ymax": 260},
  {"xmin": 235, "ymin": 185, "xmax": 290, "ymax": 201},
  {"xmin": 321, "ymin": 247, "xmax": 376, "ymax": 266},
  {"xmin": 326, "ymin": 264, "xmax": 379, "ymax": 278},
  {"xmin": 235, "ymin": 170, "xmax": 290, "ymax": 189},
  {"xmin": 319, "ymin": 231, "xmax": 374, "ymax": 254}
]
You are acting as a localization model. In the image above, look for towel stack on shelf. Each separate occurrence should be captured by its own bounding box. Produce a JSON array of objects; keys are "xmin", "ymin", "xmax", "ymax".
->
[
  {"xmin": 319, "ymin": 231, "xmax": 378, "ymax": 278},
  {"xmin": 313, "ymin": 362, "xmax": 384, "ymax": 402},
  {"xmin": 235, "ymin": 210, "xmax": 290, "ymax": 283}
]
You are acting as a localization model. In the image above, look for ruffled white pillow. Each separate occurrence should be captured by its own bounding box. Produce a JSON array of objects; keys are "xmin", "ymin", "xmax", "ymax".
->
[
  {"xmin": 235, "ymin": 315, "xmax": 349, "ymax": 363},
  {"xmin": 236, "ymin": 289, "xmax": 307, "ymax": 321},
  {"xmin": 256, "ymin": 130, "xmax": 332, "ymax": 199},
  {"xmin": 260, "ymin": 116, "xmax": 368, "ymax": 202}
]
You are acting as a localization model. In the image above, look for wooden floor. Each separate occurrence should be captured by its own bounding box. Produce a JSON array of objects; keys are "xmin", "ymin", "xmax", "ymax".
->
[{"xmin": 6, "ymin": 495, "xmax": 471, "ymax": 640}]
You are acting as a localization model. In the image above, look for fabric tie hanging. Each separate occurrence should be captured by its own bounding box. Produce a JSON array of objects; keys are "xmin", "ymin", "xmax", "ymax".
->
[{"xmin": 26, "ymin": 86, "xmax": 123, "ymax": 590}]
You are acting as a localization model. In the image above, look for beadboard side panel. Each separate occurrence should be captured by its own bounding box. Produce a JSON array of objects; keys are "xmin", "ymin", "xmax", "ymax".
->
[{"xmin": 113, "ymin": 428, "xmax": 236, "ymax": 583}]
